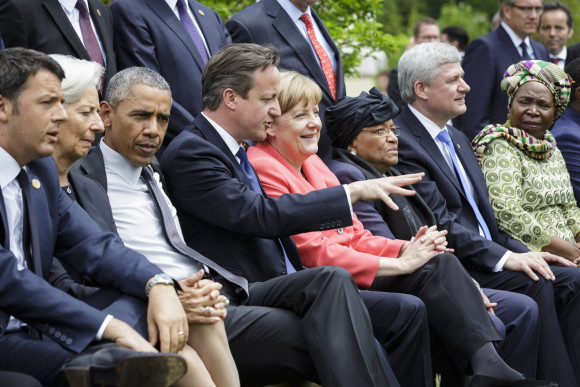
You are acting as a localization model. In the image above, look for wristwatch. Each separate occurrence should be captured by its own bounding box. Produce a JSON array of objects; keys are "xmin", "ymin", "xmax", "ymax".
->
[{"xmin": 146, "ymin": 273, "xmax": 174, "ymax": 297}]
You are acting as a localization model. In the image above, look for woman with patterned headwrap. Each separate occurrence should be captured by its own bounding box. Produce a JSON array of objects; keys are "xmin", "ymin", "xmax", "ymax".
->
[{"xmin": 472, "ymin": 60, "xmax": 580, "ymax": 262}]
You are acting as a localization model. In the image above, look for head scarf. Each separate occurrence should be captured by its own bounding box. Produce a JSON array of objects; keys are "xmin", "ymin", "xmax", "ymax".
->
[
  {"xmin": 472, "ymin": 124, "xmax": 556, "ymax": 164},
  {"xmin": 325, "ymin": 87, "xmax": 399, "ymax": 150},
  {"xmin": 501, "ymin": 60, "xmax": 571, "ymax": 120}
]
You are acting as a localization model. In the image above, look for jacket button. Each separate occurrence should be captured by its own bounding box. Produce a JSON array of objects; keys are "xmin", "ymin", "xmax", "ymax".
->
[
  {"xmin": 60, "ymin": 336, "xmax": 67, "ymax": 342},
  {"xmin": 337, "ymin": 228, "xmax": 343, "ymax": 234},
  {"xmin": 49, "ymin": 327, "xmax": 55, "ymax": 334},
  {"xmin": 66, "ymin": 338, "xmax": 73, "ymax": 345},
  {"xmin": 54, "ymin": 331, "xmax": 61, "ymax": 338}
]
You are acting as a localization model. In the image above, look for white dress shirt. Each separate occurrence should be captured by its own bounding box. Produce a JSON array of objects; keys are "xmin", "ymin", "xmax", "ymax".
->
[
  {"xmin": 408, "ymin": 105, "xmax": 510, "ymax": 271},
  {"xmin": 277, "ymin": 0, "xmax": 337, "ymax": 73},
  {"xmin": 549, "ymin": 46, "xmax": 567, "ymax": 70},
  {"xmin": 58, "ymin": 0, "xmax": 107, "ymax": 65},
  {"xmin": 501, "ymin": 21, "xmax": 535, "ymax": 59},
  {"xmin": 100, "ymin": 140, "xmax": 198, "ymax": 280}
]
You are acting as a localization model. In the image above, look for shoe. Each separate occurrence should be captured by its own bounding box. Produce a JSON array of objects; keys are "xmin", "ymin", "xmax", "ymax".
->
[
  {"xmin": 55, "ymin": 343, "xmax": 187, "ymax": 387},
  {"xmin": 469, "ymin": 375, "xmax": 558, "ymax": 387}
]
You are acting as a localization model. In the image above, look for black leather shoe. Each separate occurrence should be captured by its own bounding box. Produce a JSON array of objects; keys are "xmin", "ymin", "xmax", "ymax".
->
[
  {"xmin": 55, "ymin": 343, "xmax": 187, "ymax": 387},
  {"xmin": 469, "ymin": 375, "xmax": 558, "ymax": 387}
]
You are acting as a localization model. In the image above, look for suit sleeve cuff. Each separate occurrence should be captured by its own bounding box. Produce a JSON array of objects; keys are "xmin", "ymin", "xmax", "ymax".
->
[
  {"xmin": 96, "ymin": 314, "xmax": 114, "ymax": 341},
  {"xmin": 492, "ymin": 251, "xmax": 512, "ymax": 272},
  {"xmin": 342, "ymin": 185, "xmax": 354, "ymax": 220}
]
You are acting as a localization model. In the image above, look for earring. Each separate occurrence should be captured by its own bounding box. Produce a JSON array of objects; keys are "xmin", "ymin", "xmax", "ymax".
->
[{"xmin": 349, "ymin": 149, "xmax": 357, "ymax": 155}]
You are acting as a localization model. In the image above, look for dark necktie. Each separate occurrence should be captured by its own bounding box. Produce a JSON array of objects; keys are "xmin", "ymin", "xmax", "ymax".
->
[
  {"xmin": 436, "ymin": 129, "xmax": 492, "ymax": 240},
  {"xmin": 299, "ymin": 13, "xmax": 336, "ymax": 101},
  {"xmin": 236, "ymin": 147, "xmax": 297, "ymax": 274},
  {"xmin": 520, "ymin": 42, "xmax": 532, "ymax": 61},
  {"xmin": 16, "ymin": 170, "xmax": 42, "ymax": 276},
  {"xmin": 140, "ymin": 166, "xmax": 248, "ymax": 301},
  {"xmin": 176, "ymin": 0, "xmax": 209, "ymax": 65},
  {"xmin": 551, "ymin": 58, "xmax": 561, "ymax": 65},
  {"xmin": 75, "ymin": 0, "xmax": 105, "ymax": 67}
]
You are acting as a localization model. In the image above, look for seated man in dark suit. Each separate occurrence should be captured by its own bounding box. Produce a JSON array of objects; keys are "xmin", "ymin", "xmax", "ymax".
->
[
  {"xmin": 161, "ymin": 43, "xmax": 443, "ymax": 387},
  {"xmin": 551, "ymin": 58, "xmax": 580, "ymax": 203},
  {"xmin": 72, "ymin": 64, "xmax": 429, "ymax": 387},
  {"xmin": 0, "ymin": 48, "xmax": 189, "ymax": 386},
  {"xmin": 394, "ymin": 41, "xmax": 580, "ymax": 387}
]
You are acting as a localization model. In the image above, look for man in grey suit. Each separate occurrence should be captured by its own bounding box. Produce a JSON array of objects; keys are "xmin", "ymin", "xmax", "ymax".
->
[{"xmin": 226, "ymin": 0, "xmax": 344, "ymax": 160}]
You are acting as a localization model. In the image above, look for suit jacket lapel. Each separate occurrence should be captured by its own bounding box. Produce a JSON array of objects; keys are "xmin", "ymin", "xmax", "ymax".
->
[
  {"xmin": 42, "ymin": 0, "xmax": 90, "ymax": 60},
  {"xmin": 22, "ymin": 171, "xmax": 43, "ymax": 277},
  {"xmin": 87, "ymin": 0, "xmax": 109, "ymax": 57},
  {"xmin": 76, "ymin": 146, "xmax": 108, "ymax": 190},
  {"xmin": 0, "ymin": 188, "xmax": 8, "ymax": 249},
  {"xmin": 264, "ymin": 0, "xmax": 333, "ymax": 100},
  {"xmin": 402, "ymin": 109, "xmax": 466, "ymax": 196},
  {"xmin": 189, "ymin": 0, "xmax": 218, "ymax": 56},
  {"xmin": 147, "ymin": 0, "xmax": 206, "ymax": 70},
  {"xmin": 496, "ymin": 25, "xmax": 523, "ymax": 62}
]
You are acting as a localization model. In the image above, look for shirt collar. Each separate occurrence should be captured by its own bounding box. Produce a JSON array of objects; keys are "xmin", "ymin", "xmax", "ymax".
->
[
  {"xmin": 277, "ymin": 0, "xmax": 312, "ymax": 22},
  {"xmin": 550, "ymin": 46, "xmax": 567, "ymax": 61},
  {"xmin": 202, "ymin": 113, "xmax": 241, "ymax": 158},
  {"xmin": 0, "ymin": 146, "xmax": 22, "ymax": 190},
  {"xmin": 100, "ymin": 138, "xmax": 143, "ymax": 185},
  {"xmin": 501, "ymin": 21, "xmax": 531, "ymax": 51},
  {"xmin": 408, "ymin": 104, "xmax": 447, "ymax": 140},
  {"xmin": 59, "ymin": 0, "xmax": 87, "ymax": 13},
  {"xmin": 165, "ymin": 0, "xmax": 178, "ymax": 11}
]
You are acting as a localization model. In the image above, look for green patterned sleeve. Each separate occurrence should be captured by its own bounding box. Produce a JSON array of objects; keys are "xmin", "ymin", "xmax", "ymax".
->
[{"xmin": 480, "ymin": 139, "xmax": 554, "ymax": 251}]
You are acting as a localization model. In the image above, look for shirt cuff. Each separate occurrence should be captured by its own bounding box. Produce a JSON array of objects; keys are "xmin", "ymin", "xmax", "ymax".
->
[
  {"xmin": 492, "ymin": 251, "xmax": 512, "ymax": 272},
  {"xmin": 96, "ymin": 314, "xmax": 114, "ymax": 341},
  {"xmin": 342, "ymin": 184, "xmax": 354, "ymax": 219}
]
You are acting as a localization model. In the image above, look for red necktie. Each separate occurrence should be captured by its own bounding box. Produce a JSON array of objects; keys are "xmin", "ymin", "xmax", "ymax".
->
[
  {"xmin": 551, "ymin": 58, "xmax": 561, "ymax": 65},
  {"xmin": 299, "ymin": 13, "xmax": 336, "ymax": 101}
]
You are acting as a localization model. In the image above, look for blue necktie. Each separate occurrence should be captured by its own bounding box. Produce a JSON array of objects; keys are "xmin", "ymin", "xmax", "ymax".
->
[
  {"xmin": 436, "ymin": 129, "xmax": 492, "ymax": 240},
  {"xmin": 176, "ymin": 0, "xmax": 209, "ymax": 65},
  {"xmin": 236, "ymin": 147, "xmax": 296, "ymax": 274},
  {"xmin": 520, "ymin": 42, "xmax": 532, "ymax": 60}
]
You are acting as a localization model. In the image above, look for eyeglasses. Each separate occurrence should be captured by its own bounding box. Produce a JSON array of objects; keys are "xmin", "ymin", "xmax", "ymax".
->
[
  {"xmin": 361, "ymin": 126, "xmax": 400, "ymax": 137},
  {"xmin": 511, "ymin": 4, "xmax": 543, "ymax": 14}
]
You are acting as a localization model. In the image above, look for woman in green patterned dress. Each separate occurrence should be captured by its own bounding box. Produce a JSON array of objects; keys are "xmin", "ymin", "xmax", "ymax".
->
[{"xmin": 472, "ymin": 60, "xmax": 580, "ymax": 262}]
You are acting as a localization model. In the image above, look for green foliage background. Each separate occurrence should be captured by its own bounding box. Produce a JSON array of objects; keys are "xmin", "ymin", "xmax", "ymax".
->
[{"xmin": 101, "ymin": 0, "xmax": 580, "ymax": 76}]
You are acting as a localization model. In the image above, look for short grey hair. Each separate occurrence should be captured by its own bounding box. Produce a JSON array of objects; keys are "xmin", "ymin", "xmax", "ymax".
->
[
  {"xmin": 499, "ymin": 0, "xmax": 516, "ymax": 18},
  {"xmin": 398, "ymin": 42, "xmax": 462, "ymax": 103},
  {"xmin": 49, "ymin": 54, "xmax": 104, "ymax": 105},
  {"xmin": 105, "ymin": 67, "xmax": 171, "ymax": 110}
]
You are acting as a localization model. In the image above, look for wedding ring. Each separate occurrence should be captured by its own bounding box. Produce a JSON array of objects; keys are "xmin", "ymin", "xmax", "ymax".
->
[{"xmin": 178, "ymin": 331, "xmax": 185, "ymax": 335}]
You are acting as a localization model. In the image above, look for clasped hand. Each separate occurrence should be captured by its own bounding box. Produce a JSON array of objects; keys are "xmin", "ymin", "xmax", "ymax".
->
[
  {"xmin": 178, "ymin": 270, "xmax": 229, "ymax": 324},
  {"xmin": 397, "ymin": 225, "xmax": 454, "ymax": 274}
]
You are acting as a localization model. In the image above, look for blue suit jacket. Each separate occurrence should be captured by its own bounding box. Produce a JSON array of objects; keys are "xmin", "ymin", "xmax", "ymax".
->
[
  {"xmin": 226, "ymin": 0, "xmax": 345, "ymax": 160},
  {"xmin": 394, "ymin": 107, "xmax": 529, "ymax": 271},
  {"xmin": 461, "ymin": 24, "xmax": 549, "ymax": 140},
  {"xmin": 551, "ymin": 108, "xmax": 580, "ymax": 203},
  {"xmin": 0, "ymin": 0, "xmax": 116, "ymax": 89},
  {"xmin": 160, "ymin": 114, "xmax": 352, "ymax": 283},
  {"xmin": 110, "ymin": 0, "xmax": 231, "ymax": 151},
  {"xmin": 0, "ymin": 157, "xmax": 161, "ymax": 352}
]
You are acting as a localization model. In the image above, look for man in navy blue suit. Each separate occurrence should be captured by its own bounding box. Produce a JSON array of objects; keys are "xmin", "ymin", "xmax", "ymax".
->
[
  {"xmin": 226, "ymin": 0, "xmax": 345, "ymax": 160},
  {"xmin": 0, "ymin": 48, "xmax": 188, "ymax": 386},
  {"xmin": 552, "ymin": 59, "xmax": 580, "ymax": 203},
  {"xmin": 394, "ymin": 41, "xmax": 580, "ymax": 387},
  {"xmin": 461, "ymin": 0, "xmax": 549, "ymax": 140},
  {"xmin": 110, "ymin": 0, "xmax": 231, "ymax": 153}
]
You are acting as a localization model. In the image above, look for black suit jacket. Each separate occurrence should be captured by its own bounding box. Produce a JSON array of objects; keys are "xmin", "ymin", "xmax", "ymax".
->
[
  {"xmin": 110, "ymin": 0, "xmax": 231, "ymax": 151},
  {"xmin": 566, "ymin": 43, "xmax": 580, "ymax": 66},
  {"xmin": 0, "ymin": 0, "xmax": 116, "ymax": 89},
  {"xmin": 461, "ymin": 24, "xmax": 549, "ymax": 140},
  {"xmin": 394, "ymin": 107, "xmax": 529, "ymax": 271},
  {"xmin": 160, "ymin": 114, "xmax": 352, "ymax": 283},
  {"xmin": 226, "ymin": 0, "xmax": 345, "ymax": 160}
]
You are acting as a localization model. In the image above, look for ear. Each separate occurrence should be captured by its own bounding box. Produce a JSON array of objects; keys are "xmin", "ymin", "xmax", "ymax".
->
[
  {"xmin": 501, "ymin": 4, "xmax": 511, "ymax": 22},
  {"xmin": 0, "ymin": 96, "xmax": 10, "ymax": 123},
  {"xmin": 223, "ymin": 88, "xmax": 237, "ymax": 111},
  {"xmin": 414, "ymin": 80, "xmax": 429, "ymax": 101},
  {"xmin": 575, "ymin": 87, "xmax": 580, "ymax": 101},
  {"xmin": 99, "ymin": 101, "xmax": 113, "ymax": 128},
  {"xmin": 568, "ymin": 28, "xmax": 574, "ymax": 39}
]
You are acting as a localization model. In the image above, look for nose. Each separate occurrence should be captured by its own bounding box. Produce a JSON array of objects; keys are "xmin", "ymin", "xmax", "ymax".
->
[
  {"xmin": 143, "ymin": 117, "xmax": 160, "ymax": 137},
  {"xmin": 270, "ymin": 100, "xmax": 281, "ymax": 117},
  {"xmin": 90, "ymin": 112, "xmax": 105, "ymax": 133},
  {"xmin": 459, "ymin": 77, "xmax": 470, "ymax": 93},
  {"xmin": 54, "ymin": 102, "xmax": 68, "ymax": 123}
]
